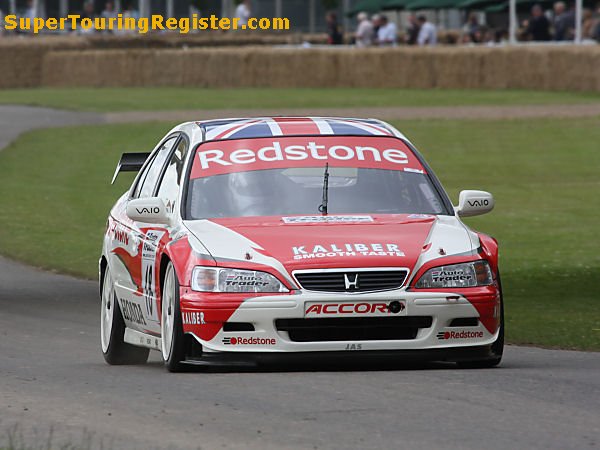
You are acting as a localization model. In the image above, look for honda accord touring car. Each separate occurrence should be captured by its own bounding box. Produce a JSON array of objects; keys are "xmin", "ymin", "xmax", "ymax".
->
[{"xmin": 100, "ymin": 117, "xmax": 503, "ymax": 372}]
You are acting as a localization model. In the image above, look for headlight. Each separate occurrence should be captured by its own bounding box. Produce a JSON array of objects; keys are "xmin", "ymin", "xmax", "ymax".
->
[
  {"xmin": 415, "ymin": 260, "xmax": 493, "ymax": 289},
  {"xmin": 191, "ymin": 267, "xmax": 288, "ymax": 293}
]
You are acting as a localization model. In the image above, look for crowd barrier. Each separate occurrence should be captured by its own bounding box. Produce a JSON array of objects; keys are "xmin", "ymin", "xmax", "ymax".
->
[{"xmin": 2, "ymin": 39, "xmax": 599, "ymax": 91}]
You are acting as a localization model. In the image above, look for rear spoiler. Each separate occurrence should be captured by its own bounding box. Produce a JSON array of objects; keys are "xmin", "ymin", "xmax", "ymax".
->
[{"xmin": 111, "ymin": 152, "xmax": 151, "ymax": 184}]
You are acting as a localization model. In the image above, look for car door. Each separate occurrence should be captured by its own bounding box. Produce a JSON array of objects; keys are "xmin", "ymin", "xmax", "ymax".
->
[{"xmin": 112, "ymin": 134, "xmax": 179, "ymax": 335}]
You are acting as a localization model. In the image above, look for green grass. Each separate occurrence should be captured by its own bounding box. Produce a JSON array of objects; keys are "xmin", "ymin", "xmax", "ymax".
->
[
  {"xmin": 1, "ymin": 88, "xmax": 600, "ymax": 112},
  {"xmin": 0, "ymin": 117, "xmax": 598, "ymax": 350}
]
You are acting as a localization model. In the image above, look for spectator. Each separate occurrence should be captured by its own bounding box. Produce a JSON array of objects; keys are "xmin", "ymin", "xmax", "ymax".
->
[
  {"xmin": 124, "ymin": 2, "xmax": 139, "ymax": 20},
  {"xmin": 372, "ymin": 13, "xmax": 381, "ymax": 37},
  {"xmin": 463, "ymin": 12, "xmax": 481, "ymax": 43},
  {"xmin": 117, "ymin": 2, "xmax": 139, "ymax": 34},
  {"xmin": 354, "ymin": 11, "xmax": 374, "ymax": 47},
  {"xmin": 80, "ymin": 1, "xmax": 97, "ymax": 34},
  {"xmin": 375, "ymin": 15, "xmax": 397, "ymax": 46},
  {"xmin": 235, "ymin": 0, "xmax": 251, "ymax": 27},
  {"xmin": 101, "ymin": 1, "xmax": 117, "ymax": 20},
  {"xmin": 417, "ymin": 15, "xmax": 437, "ymax": 46},
  {"xmin": 459, "ymin": 33, "xmax": 473, "ymax": 45},
  {"xmin": 405, "ymin": 14, "xmax": 420, "ymax": 45},
  {"xmin": 326, "ymin": 12, "xmax": 343, "ymax": 45},
  {"xmin": 482, "ymin": 28, "xmax": 495, "ymax": 45},
  {"xmin": 81, "ymin": 1, "xmax": 95, "ymax": 19},
  {"xmin": 553, "ymin": 1, "xmax": 575, "ymax": 40},
  {"xmin": 472, "ymin": 28, "xmax": 484, "ymax": 43},
  {"xmin": 581, "ymin": 8, "xmax": 594, "ymax": 39},
  {"xmin": 19, "ymin": 0, "xmax": 36, "ymax": 33},
  {"xmin": 495, "ymin": 29, "xmax": 509, "ymax": 44},
  {"xmin": 594, "ymin": 3, "xmax": 600, "ymax": 42},
  {"xmin": 25, "ymin": 0, "xmax": 36, "ymax": 20},
  {"xmin": 523, "ymin": 4, "xmax": 551, "ymax": 41}
]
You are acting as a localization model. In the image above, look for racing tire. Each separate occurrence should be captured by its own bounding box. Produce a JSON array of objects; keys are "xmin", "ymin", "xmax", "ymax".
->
[
  {"xmin": 457, "ymin": 272, "xmax": 504, "ymax": 369},
  {"xmin": 101, "ymin": 267, "xmax": 150, "ymax": 365},
  {"xmin": 161, "ymin": 262, "xmax": 186, "ymax": 372}
]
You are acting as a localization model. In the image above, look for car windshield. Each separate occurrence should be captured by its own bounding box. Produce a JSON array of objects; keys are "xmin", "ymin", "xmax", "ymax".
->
[{"xmin": 185, "ymin": 136, "xmax": 447, "ymax": 219}]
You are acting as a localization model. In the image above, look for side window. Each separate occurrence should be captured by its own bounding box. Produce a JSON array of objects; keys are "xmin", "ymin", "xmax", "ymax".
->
[
  {"xmin": 156, "ymin": 136, "xmax": 189, "ymax": 214},
  {"xmin": 133, "ymin": 136, "xmax": 178, "ymax": 199}
]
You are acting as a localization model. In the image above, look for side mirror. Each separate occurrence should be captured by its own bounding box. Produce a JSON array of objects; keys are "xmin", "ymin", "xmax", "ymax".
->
[
  {"xmin": 455, "ymin": 190, "xmax": 494, "ymax": 217},
  {"xmin": 126, "ymin": 198, "xmax": 170, "ymax": 224}
]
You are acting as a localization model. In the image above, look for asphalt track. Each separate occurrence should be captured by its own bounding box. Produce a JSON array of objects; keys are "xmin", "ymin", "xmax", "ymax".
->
[{"xmin": 1, "ymin": 105, "xmax": 599, "ymax": 450}]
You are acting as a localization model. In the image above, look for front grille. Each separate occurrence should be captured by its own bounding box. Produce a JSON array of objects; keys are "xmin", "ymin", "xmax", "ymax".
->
[
  {"xmin": 275, "ymin": 316, "xmax": 433, "ymax": 342},
  {"xmin": 294, "ymin": 270, "xmax": 408, "ymax": 293}
]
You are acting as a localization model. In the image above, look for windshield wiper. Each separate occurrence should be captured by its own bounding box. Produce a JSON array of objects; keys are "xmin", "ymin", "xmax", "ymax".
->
[{"xmin": 318, "ymin": 163, "xmax": 329, "ymax": 215}]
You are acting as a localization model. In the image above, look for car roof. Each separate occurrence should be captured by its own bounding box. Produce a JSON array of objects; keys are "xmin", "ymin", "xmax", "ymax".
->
[{"xmin": 193, "ymin": 117, "xmax": 407, "ymax": 142}]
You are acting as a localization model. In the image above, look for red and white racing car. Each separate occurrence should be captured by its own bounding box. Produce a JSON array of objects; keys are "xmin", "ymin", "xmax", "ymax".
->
[{"xmin": 100, "ymin": 117, "xmax": 503, "ymax": 371}]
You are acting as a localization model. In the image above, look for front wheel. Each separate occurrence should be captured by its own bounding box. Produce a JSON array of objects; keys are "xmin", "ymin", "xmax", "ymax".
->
[
  {"xmin": 161, "ymin": 262, "xmax": 186, "ymax": 372},
  {"xmin": 101, "ymin": 267, "xmax": 149, "ymax": 365}
]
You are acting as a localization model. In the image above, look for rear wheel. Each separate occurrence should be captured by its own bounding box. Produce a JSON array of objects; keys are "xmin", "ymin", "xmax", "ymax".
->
[
  {"xmin": 458, "ymin": 273, "xmax": 504, "ymax": 369},
  {"xmin": 161, "ymin": 262, "xmax": 186, "ymax": 372},
  {"xmin": 101, "ymin": 267, "xmax": 149, "ymax": 365}
]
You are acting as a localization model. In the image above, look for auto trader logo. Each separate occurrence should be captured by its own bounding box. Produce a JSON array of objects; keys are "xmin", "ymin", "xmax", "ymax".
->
[
  {"xmin": 222, "ymin": 336, "xmax": 276, "ymax": 345},
  {"xmin": 225, "ymin": 274, "xmax": 269, "ymax": 288},
  {"xmin": 437, "ymin": 330, "xmax": 484, "ymax": 340},
  {"xmin": 431, "ymin": 270, "xmax": 472, "ymax": 284}
]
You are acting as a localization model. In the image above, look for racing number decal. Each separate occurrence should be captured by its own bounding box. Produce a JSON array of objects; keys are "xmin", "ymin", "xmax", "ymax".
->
[
  {"xmin": 143, "ymin": 265, "xmax": 154, "ymax": 317},
  {"xmin": 141, "ymin": 230, "xmax": 165, "ymax": 323}
]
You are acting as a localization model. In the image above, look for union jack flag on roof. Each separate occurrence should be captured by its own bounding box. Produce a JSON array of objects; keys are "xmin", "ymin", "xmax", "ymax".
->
[{"xmin": 198, "ymin": 117, "xmax": 397, "ymax": 141}]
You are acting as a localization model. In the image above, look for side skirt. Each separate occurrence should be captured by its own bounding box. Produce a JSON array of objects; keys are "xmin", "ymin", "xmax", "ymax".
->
[{"xmin": 124, "ymin": 328, "xmax": 162, "ymax": 351}]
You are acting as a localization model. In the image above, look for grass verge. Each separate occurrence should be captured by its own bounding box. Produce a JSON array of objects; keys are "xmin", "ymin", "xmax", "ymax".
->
[
  {"xmin": 0, "ymin": 117, "xmax": 598, "ymax": 350},
  {"xmin": 1, "ymin": 88, "xmax": 600, "ymax": 112}
]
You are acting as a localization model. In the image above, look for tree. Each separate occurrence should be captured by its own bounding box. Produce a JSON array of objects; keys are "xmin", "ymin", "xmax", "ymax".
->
[{"xmin": 321, "ymin": 0, "xmax": 340, "ymax": 10}]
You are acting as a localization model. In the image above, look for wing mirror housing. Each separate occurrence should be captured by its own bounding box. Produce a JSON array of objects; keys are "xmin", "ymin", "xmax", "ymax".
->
[
  {"xmin": 455, "ymin": 190, "xmax": 494, "ymax": 217},
  {"xmin": 126, "ymin": 198, "xmax": 170, "ymax": 224}
]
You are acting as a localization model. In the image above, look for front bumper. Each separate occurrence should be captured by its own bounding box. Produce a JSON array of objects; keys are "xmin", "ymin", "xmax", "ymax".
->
[{"xmin": 180, "ymin": 286, "xmax": 500, "ymax": 354}]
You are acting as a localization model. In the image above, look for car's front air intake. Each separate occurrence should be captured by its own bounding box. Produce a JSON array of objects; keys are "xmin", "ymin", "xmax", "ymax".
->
[{"xmin": 275, "ymin": 316, "xmax": 433, "ymax": 342}]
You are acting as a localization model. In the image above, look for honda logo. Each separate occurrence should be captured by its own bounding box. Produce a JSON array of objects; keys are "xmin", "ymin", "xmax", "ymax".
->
[{"xmin": 344, "ymin": 273, "xmax": 359, "ymax": 290}]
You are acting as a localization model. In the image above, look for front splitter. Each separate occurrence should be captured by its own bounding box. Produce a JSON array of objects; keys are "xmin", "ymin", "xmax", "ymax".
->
[{"xmin": 181, "ymin": 344, "xmax": 496, "ymax": 368}]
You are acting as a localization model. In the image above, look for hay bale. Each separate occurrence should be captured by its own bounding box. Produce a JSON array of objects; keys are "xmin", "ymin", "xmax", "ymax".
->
[
  {"xmin": 336, "ymin": 49, "xmax": 386, "ymax": 87},
  {"xmin": 429, "ymin": 46, "xmax": 485, "ymax": 89},
  {"xmin": 32, "ymin": 45, "xmax": 600, "ymax": 91},
  {"xmin": 479, "ymin": 47, "xmax": 509, "ymax": 89},
  {"xmin": 594, "ymin": 50, "xmax": 600, "ymax": 92},
  {"xmin": 546, "ymin": 46, "xmax": 600, "ymax": 92},
  {"xmin": 0, "ymin": 37, "xmax": 88, "ymax": 88}
]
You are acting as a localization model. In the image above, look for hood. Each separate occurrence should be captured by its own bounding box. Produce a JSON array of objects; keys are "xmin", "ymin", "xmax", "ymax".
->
[{"xmin": 184, "ymin": 215, "xmax": 475, "ymax": 280}]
